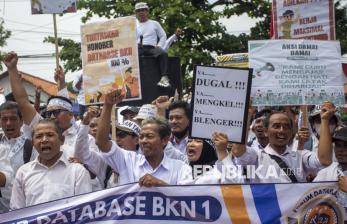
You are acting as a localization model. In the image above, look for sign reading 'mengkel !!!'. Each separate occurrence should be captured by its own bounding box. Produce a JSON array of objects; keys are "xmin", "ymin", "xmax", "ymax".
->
[{"xmin": 190, "ymin": 65, "xmax": 252, "ymax": 144}]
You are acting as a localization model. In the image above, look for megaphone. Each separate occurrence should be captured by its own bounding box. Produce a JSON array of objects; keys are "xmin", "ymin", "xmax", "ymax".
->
[{"xmin": 255, "ymin": 62, "xmax": 275, "ymax": 77}]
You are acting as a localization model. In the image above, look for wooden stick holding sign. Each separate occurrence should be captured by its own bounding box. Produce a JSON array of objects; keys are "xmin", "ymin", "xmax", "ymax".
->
[
  {"xmin": 53, "ymin": 14, "xmax": 60, "ymax": 87},
  {"xmin": 190, "ymin": 65, "xmax": 253, "ymax": 144}
]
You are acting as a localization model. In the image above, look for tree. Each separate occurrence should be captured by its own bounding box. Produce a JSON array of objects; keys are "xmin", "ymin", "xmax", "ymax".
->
[
  {"xmin": 48, "ymin": 0, "xmax": 347, "ymax": 91},
  {"xmin": 0, "ymin": 19, "xmax": 11, "ymax": 71}
]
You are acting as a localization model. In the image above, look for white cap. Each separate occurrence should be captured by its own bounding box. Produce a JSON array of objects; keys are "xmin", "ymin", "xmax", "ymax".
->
[
  {"xmin": 134, "ymin": 104, "xmax": 156, "ymax": 120},
  {"xmin": 116, "ymin": 120, "xmax": 141, "ymax": 136},
  {"xmin": 135, "ymin": 2, "xmax": 149, "ymax": 11}
]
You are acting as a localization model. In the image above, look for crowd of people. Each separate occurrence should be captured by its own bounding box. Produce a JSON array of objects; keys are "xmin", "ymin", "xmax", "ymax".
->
[{"xmin": 0, "ymin": 1, "xmax": 347, "ymax": 215}]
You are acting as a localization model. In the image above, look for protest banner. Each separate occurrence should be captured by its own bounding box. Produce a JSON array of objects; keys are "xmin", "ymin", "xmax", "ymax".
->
[
  {"xmin": 81, "ymin": 16, "xmax": 141, "ymax": 104},
  {"xmin": 31, "ymin": 0, "xmax": 77, "ymax": 14},
  {"xmin": 0, "ymin": 182, "xmax": 346, "ymax": 223},
  {"xmin": 272, "ymin": 0, "xmax": 335, "ymax": 40},
  {"xmin": 249, "ymin": 39, "xmax": 345, "ymax": 106},
  {"xmin": 190, "ymin": 65, "xmax": 252, "ymax": 144}
]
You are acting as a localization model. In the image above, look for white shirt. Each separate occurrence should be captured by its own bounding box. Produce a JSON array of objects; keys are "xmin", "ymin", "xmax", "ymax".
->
[
  {"xmin": 248, "ymin": 137, "xmax": 266, "ymax": 153},
  {"xmin": 74, "ymin": 124, "xmax": 107, "ymax": 190},
  {"xmin": 163, "ymin": 34, "xmax": 178, "ymax": 51},
  {"xmin": 136, "ymin": 19, "xmax": 166, "ymax": 48},
  {"xmin": 313, "ymin": 162, "xmax": 347, "ymax": 206},
  {"xmin": 170, "ymin": 135, "xmax": 188, "ymax": 155},
  {"xmin": 314, "ymin": 162, "xmax": 347, "ymax": 182},
  {"xmin": 10, "ymin": 153, "xmax": 92, "ymax": 210},
  {"xmin": 231, "ymin": 145, "xmax": 323, "ymax": 183},
  {"xmin": 0, "ymin": 133, "xmax": 37, "ymax": 212},
  {"xmin": 101, "ymin": 141, "xmax": 192, "ymax": 185},
  {"xmin": 72, "ymin": 76, "xmax": 85, "ymax": 105},
  {"xmin": 164, "ymin": 141, "xmax": 188, "ymax": 163},
  {"xmin": 0, "ymin": 93, "xmax": 5, "ymax": 105}
]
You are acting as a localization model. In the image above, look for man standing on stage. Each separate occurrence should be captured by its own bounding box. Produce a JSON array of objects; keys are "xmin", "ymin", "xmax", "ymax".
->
[{"xmin": 135, "ymin": 2, "xmax": 171, "ymax": 88}]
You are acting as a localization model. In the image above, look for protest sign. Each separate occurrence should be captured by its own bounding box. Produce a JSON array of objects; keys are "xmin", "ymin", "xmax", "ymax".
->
[
  {"xmin": 81, "ymin": 16, "xmax": 141, "ymax": 104},
  {"xmin": 249, "ymin": 39, "xmax": 345, "ymax": 106},
  {"xmin": 1, "ymin": 182, "xmax": 346, "ymax": 223},
  {"xmin": 190, "ymin": 65, "xmax": 252, "ymax": 144},
  {"xmin": 31, "ymin": 0, "xmax": 77, "ymax": 14},
  {"xmin": 272, "ymin": 0, "xmax": 335, "ymax": 40}
]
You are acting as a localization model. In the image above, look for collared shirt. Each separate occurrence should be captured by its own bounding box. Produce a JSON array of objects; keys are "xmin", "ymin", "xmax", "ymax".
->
[
  {"xmin": 101, "ymin": 141, "xmax": 192, "ymax": 185},
  {"xmin": 136, "ymin": 19, "xmax": 167, "ymax": 48},
  {"xmin": 314, "ymin": 162, "xmax": 347, "ymax": 207},
  {"xmin": 230, "ymin": 144, "xmax": 323, "ymax": 183},
  {"xmin": 28, "ymin": 112, "xmax": 78, "ymax": 158},
  {"xmin": 10, "ymin": 153, "xmax": 92, "ymax": 210},
  {"xmin": 249, "ymin": 138, "xmax": 267, "ymax": 153},
  {"xmin": 170, "ymin": 135, "xmax": 188, "ymax": 155},
  {"xmin": 164, "ymin": 141, "xmax": 188, "ymax": 164},
  {"xmin": 0, "ymin": 133, "xmax": 37, "ymax": 212},
  {"xmin": 314, "ymin": 162, "xmax": 347, "ymax": 182}
]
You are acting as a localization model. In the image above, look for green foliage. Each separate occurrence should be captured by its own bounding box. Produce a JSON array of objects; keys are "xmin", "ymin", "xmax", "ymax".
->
[{"xmin": 0, "ymin": 19, "xmax": 11, "ymax": 71}]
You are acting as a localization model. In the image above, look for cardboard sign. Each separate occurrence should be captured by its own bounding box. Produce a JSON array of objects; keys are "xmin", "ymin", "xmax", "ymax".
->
[
  {"xmin": 249, "ymin": 39, "xmax": 345, "ymax": 106},
  {"xmin": 190, "ymin": 65, "xmax": 252, "ymax": 144},
  {"xmin": 272, "ymin": 0, "xmax": 335, "ymax": 40},
  {"xmin": 81, "ymin": 17, "xmax": 141, "ymax": 104},
  {"xmin": 31, "ymin": 0, "xmax": 76, "ymax": 14}
]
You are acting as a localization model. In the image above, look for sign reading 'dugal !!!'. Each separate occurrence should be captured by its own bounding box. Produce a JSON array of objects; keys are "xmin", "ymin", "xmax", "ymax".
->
[{"xmin": 190, "ymin": 65, "xmax": 252, "ymax": 144}]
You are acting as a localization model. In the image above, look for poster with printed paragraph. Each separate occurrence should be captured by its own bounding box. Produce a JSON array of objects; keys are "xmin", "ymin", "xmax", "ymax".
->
[
  {"xmin": 272, "ymin": 0, "xmax": 335, "ymax": 40},
  {"xmin": 31, "ymin": 0, "xmax": 76, "ymax": 14},
  {"xmin": 249, "ymin": 40, "xmax": 345, "ymax": 106},
  {"xmin": 190, "ymin": 65, "xmax": 252, "ymax": 144},
  {"xmin": 81, "ymin": 16, "xmax": 141, "ymax": 104}
]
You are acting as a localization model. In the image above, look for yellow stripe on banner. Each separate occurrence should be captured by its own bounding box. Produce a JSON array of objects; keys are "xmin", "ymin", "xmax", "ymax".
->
[{"xmin": 221, "ymin": 185, "xmax": 251, "ymax": 224}]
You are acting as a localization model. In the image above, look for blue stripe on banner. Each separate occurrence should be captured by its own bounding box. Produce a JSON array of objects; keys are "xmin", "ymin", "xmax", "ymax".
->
[{"xmin": 250, "ymin": 184, "xmax": 282, "ymax": 224}]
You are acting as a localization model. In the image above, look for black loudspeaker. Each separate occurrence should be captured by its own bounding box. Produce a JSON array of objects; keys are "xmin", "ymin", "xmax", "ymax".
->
[{"xmin": 118, "ymin": 56, "xmax": 182, "ymax": 106}]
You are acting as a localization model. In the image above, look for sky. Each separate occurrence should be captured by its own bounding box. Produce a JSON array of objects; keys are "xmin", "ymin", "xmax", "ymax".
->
[{"xmin": 0, "ymin": 0, "xmax": 258, "ymax": 82}]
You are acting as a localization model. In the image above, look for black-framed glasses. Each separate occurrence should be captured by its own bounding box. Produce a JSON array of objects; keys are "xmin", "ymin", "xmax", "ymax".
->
[
  {"xmin": 45, "ymin": 109, "xmax": 68, "ymax": 118},
  {"xmin": 116, "ymin": 130, "xmax": 136, "ymax": 138}
]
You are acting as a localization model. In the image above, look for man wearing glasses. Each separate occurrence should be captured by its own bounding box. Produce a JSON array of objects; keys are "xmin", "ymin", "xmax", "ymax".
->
[{"xmin": 4, "ymin": 52, "xmax": 78, "ymax": 158}]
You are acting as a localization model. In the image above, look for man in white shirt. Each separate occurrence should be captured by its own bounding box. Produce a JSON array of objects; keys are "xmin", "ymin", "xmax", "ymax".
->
[
  {"xmin": 135, "ymin": 2, "xmax": 171, "ymax": 88},
  {"xmin": 96, "ymin": 90, "xmax": 192, "ymax": 187},
  {"xmin": 223, "ymin": 103, "xmax": 334, "ymax": 183},
  {"xmin": 0, "ymin": 101, "xmax": 37, "ymax": 212},
  {"xmin": 247, "ymin": 112, "xmax": 269, "ymax": 152},
  {"xmin": 10, "ymin": 119, "xmax": 91, "ymax": 210},
  {"xmin": 4, "ymin": 52, "xmax": 78, "ymax": 158},
  {"xmin": 168, "ymin": 100, "xmax": 190, "ymax": 154}
]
